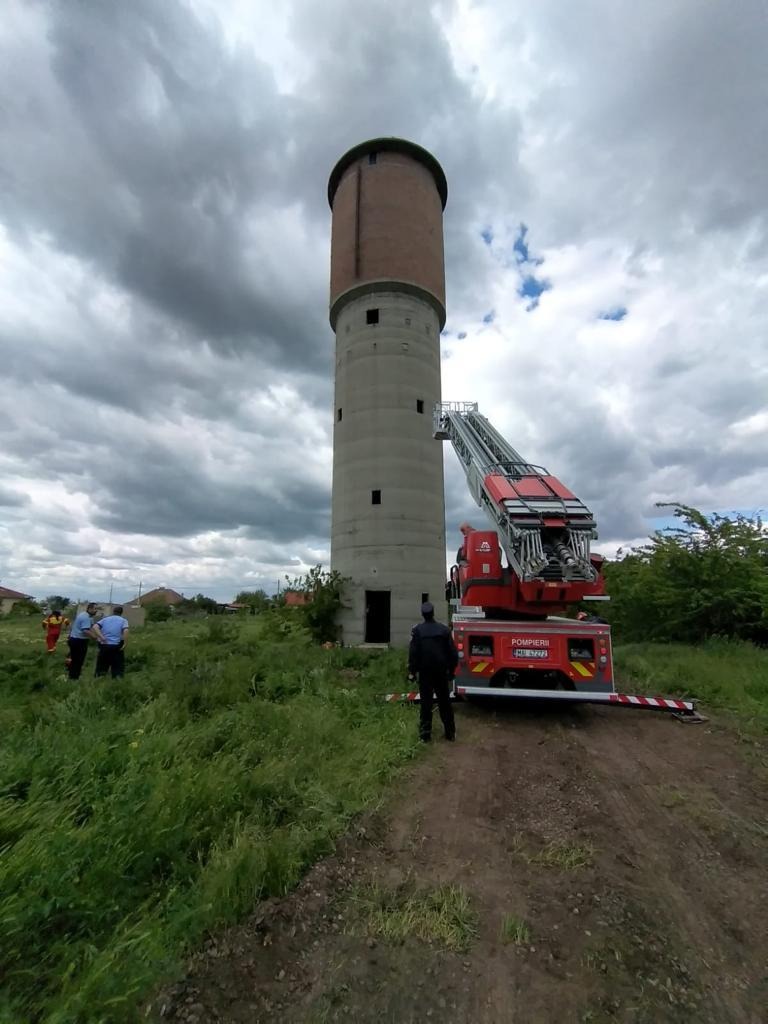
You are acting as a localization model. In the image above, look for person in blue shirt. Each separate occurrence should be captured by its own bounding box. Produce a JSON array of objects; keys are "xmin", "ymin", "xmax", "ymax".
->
[
  {"xmin": 67, "ymin": 603, "xmax": 101, "ymax": 679},
  {"xmin": 94, "ymin": 606, "xmax": 130, "ymax": 679}
]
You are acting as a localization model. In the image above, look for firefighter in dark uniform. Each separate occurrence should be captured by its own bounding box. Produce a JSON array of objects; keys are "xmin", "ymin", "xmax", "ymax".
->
[
  {"xmin": 577, "ymin": 611, "xmax": 608, "ymax": 624},
  {"xmin": 408, "ymin": 602, "xmax": 459, "ymax": 742}
]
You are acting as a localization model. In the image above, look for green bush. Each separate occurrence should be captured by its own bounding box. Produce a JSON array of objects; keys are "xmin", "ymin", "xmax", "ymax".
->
[
  {"xmin": 232, "ymin": 589, "xmax": 270, "ymax": 613},
  {"xmin": 4, "ymin": 599, "xmax": 40, "ymax": 619},
  {"xmin": 604, "ymin": 504, "xmax": 768, "ymax": 645},
  {"xmin": 282, "ymin": 565, "xmax": 347, "ymax": 643},
  {"xmin": 177, "ymin": 594, "xmax": 219, "ymax": 616},
  {"xmin": 144, "ymin": 601, "xmax": 172, "ymax": 623}
]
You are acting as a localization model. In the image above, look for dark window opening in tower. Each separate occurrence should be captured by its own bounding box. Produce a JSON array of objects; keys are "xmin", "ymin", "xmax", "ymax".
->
[
  {"xmin": 416, "ymin": 399, "xmax": 424, "ymax": 414},
  {"xmin": 337, "ymin": 408, "xmax": 342, "ymax": 422},
  {"xmin": 421, "ymin": 592, "xmax": 429, "ymax": 603},
  {"xmin": 372, "ymin": 489, "xmax": 381, "ymax": 505},
  {"xmin": 366, "ymin": 308, "xmax": 379, "ymax": 325},
  {"xmin": 368, "ymin": 152, "xmax": 377, "ymax": 165}
]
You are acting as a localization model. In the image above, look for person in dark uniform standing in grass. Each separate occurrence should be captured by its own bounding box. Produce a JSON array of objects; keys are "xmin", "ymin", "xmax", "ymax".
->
[
  {"xmin": 67, "ymin": 602, "xmax": 102, "ymax": 680},
  {"xmin": 408, "ymin": 601, "xmax": 459, "ymax": 742}
]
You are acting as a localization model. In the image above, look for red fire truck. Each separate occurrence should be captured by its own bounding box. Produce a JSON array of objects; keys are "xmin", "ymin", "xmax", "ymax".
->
[{"xmin": 388, "ymin": 403, "xmax": 699, "ymax": 720}]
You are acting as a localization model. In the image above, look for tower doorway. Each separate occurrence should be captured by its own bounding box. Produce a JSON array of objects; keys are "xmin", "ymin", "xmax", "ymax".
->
[{"xmin": 364, "ymin": 590, "xmax": 391, "ymax": 643}]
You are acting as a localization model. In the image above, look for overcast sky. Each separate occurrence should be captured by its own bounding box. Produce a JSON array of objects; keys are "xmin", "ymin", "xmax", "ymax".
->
[{"xmin": 1, "ymin": 0, "xmax": 766, "ymax": 603}]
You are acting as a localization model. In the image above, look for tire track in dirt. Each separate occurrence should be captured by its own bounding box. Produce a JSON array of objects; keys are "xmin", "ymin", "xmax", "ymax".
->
[
  {"xmin": 571, "ymin": 709, "xmax": 768, "ymax": 1021},
  {"xmin": 151, "ymin": 703, "xmax": 768, "ymax": 1024}
]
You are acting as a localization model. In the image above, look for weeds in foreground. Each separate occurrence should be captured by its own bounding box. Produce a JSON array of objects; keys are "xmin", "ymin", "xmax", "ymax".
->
[
  {"xmin": 348, "ymin": 881, "xmax": 478, "ymax": 951},
  {"xmin": 531, "ymin": 839, "xmax": 595, "ymax": 870},
  {"xmin": 500, "ymin": 913, "xmax": 531, "ymax": 946},
  {"xmin": 0, "ymin": 617, "xmax": 415, "ymax": 1023},
  {"xmin": 509, "ymin": 834, "xmax": 595, "ymax": 871},
  {"xmin": 657, "ymin": 785, "xmax": 687, "ymax": 809}
]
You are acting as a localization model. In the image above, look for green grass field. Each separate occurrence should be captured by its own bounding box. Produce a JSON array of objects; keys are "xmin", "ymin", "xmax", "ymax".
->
[
  {"xmin": 0, "ymin": 614, "xmax": 415, "ymax": 1023},
  {"xmin": 1, "ymin": 615, "xmax": 766, "ymax": 1022},
  {"xmin": 614, "ymin": 638, "xmax": 768, "ymax": 735}
]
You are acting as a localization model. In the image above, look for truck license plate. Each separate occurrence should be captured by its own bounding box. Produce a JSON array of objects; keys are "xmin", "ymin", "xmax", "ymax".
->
[{"xmin": 513, "ymin": 648, "xmax": 549, "ymax": 659}]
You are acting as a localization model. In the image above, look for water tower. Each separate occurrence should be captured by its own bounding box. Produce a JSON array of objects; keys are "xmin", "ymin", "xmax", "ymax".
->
[{"xmin": 327, "ymin": 138, "xmax": 448, "ymax": 645}]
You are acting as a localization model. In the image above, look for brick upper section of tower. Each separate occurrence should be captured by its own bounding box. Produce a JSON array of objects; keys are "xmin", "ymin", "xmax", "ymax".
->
[{"xmin": 328, "ymin": 139, "xmax": 447, "ymax": 326}]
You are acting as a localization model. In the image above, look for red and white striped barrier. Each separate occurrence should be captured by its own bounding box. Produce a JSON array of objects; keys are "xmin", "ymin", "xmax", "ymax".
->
[
  {"xmin": 383, "ymin": 686, "xmax": 702, "ymax": 719},
  {"xmin": 608, "ymin": 693, "xmax": 692, "ymax": 711}
]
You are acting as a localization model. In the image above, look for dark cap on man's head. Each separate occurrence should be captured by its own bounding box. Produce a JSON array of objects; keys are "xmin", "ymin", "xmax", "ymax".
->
[{"xmin": 421, "ymin": 601, "xmax": 434, "ymax": 617}]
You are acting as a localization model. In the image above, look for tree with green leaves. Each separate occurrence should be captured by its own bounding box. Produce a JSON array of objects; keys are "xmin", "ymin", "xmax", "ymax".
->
[
  {"xmin": 282, "ymin": 566, "xmax": 347, "ymax": 643},
  {"xmin": 604, "ymin": 504, "xmax": 768, "ymax": 644},
  {"xmin": 44, "ymin": 595, "xmax": 70, "ymax": 612},
  {"xmin": 5, "ymin": 599, "xmax": 40, "ymax": 618},
  {"xmin": 145, "ymin": 601, "xmax": 172, "ymax": 623},
  {"xmin": 233, "ymin": 589, "xmax": 270, "ymax": 613},
  {"xmin": 177, "ymin": 594, "xmax": 219, "ymax": 616}
]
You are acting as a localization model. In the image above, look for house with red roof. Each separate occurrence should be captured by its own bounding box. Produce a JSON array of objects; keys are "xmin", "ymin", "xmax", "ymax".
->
[{"xmin": 0, "ymin": 585, "xmax": 34, "ymax": 616}]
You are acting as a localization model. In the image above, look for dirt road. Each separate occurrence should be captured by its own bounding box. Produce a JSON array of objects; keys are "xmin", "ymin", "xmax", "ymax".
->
[{"xmin": 154, "ymin": 702, "xmax": 768, "ymax": 1023}]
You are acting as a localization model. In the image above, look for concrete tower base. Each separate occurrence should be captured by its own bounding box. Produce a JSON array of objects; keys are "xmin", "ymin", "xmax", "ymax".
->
[{"xmin": 331, "ymin": 290, "xmax": 446, "ymax": 647}]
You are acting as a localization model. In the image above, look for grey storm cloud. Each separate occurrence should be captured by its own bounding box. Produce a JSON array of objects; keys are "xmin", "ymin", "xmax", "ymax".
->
[
  {"xmin": 2, "ymin": 0, "xmax": 522, "ymax": 355},
  {"xmin": 0, "ymin": 0, "xmax": 508, "ymax": 369},
  {"xmin": 0, "ymin": 484, "xmax": 29, "ymax": 508},
  {"xmin": 2, "ymin": 1, "xmax": 321, "ymax": 364},
  {"xmin": 502, "ymin": 0, "xmax": 768, "ymax": 252},
  {"xmin": 90, "ymin": 455, "xmax": 331, "ymax": 543},
  {"xmin": 1, "ymin": 0, "xmax": 766, "ymax": 599}
]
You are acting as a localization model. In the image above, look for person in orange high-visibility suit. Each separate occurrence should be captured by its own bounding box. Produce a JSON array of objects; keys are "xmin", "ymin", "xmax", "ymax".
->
[{"xmin": 42, "ymin": 611, "xmax": 69, "ymax": 652}]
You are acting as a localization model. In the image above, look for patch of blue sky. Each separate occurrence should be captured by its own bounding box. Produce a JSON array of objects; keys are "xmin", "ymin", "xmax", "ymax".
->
[
  {"xmin": 599, "ymin": 306, "xmax": 628, "ymax": 321},
  {"xmin": 645, "ymin": 513, "xmax": 685, "ymax": 535},
  {"xmin": 519, "ymin": 274, "xmax": 551, "ymax": 311},
  {"xmin": 481, "ymin": 222, "xmax": 550, "ymax": 311},
  {"xmin": 649, "ymin": 507, "xmax": 762, "ymax": 532},
  {"xmin": 638, "ymin": 508, "xmax": 763, "ymax": 548},
  {"xmin": 513, "ymin": 224, "xmax": 543, "ymax": 267}
]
